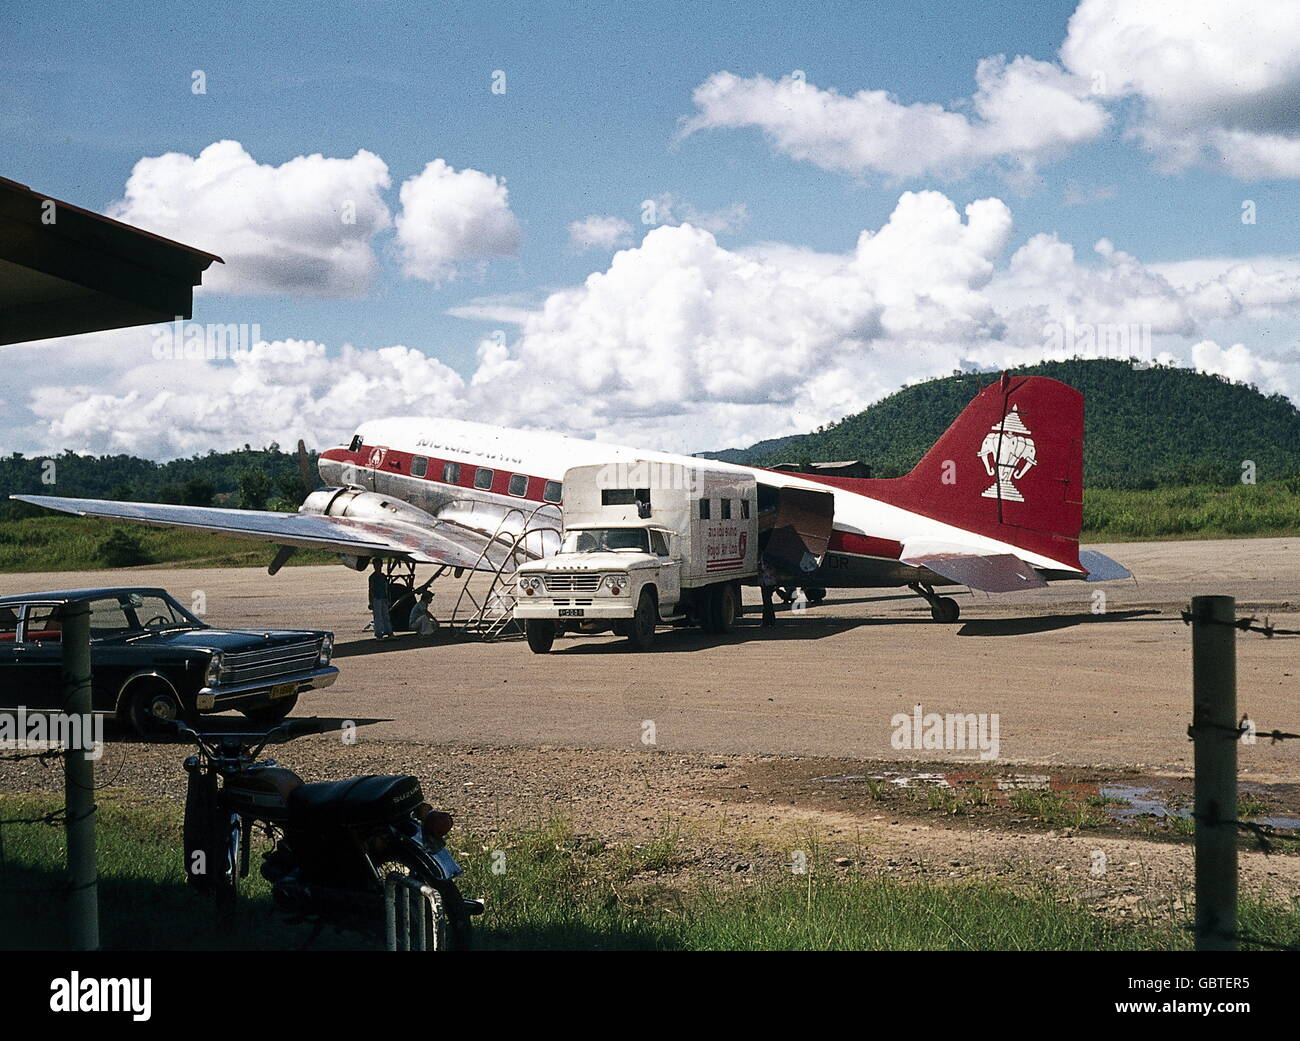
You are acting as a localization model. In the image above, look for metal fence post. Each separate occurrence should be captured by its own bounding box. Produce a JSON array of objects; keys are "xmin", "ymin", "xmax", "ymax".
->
[
  {"xmin": 62, "ymin": 601, "xmax": 98, "ymax": 951},
  {"xmin": 1191, "ymin": 595, "xmax": 1237, "ymax": 951}
]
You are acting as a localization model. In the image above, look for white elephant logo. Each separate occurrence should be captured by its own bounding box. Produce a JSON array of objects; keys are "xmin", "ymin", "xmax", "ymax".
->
[{"xmin": 978, "ymin": 406, "xmax": 1036, "ymax": 503}]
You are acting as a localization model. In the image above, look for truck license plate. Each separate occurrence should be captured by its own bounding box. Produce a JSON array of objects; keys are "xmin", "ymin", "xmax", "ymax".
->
[
  {"xmin": 270, "ymin": 681, "xmax": 297, "ymax": 699},
  {"xmin": 558, "ymin": 608, "xmax": 585, "ymax": 617}
]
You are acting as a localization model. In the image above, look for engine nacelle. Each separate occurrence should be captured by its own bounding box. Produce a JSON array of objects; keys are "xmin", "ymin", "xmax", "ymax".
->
[{"xmin": 299, "ymin": 487, "xmax": 442, "ymax": 568}]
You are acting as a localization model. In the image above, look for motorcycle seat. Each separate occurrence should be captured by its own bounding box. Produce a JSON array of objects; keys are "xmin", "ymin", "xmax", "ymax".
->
[{"xmin": 288, "ymin": 774, "xmax": 424, "ymax": 828}]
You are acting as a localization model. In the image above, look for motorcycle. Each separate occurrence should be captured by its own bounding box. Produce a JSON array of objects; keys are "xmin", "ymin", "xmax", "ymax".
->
[{"xmin": 174, "ymin": 718, "xmax": 482, "ymax": 948}]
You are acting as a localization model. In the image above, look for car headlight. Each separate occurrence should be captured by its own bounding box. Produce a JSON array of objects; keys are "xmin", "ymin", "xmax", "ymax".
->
[
  {"xmin": 318, "ymin": 634, "xmax": 333, "ymax": 666},
  {"xmin": 205, "ymin": 652, "xmax": 222, "ymax": 686},
  {"xmin": 602, "ymin": 574, "xmax": 627, "ymax": 595},
  {"xmin": 518, "ymin": 575, "xmax": 542, "ymax": 595}
]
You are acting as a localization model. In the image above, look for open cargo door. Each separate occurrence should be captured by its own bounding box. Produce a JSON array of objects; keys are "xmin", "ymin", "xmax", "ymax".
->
[{"xmin": 757, "ymin": 484, "xmax": 835, "ymax": 580}]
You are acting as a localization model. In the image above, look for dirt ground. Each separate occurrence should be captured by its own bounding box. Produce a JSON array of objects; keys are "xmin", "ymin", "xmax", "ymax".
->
[{"xmin": 3, "ymin": 536, "xmax": 1299, "ymax": 918}]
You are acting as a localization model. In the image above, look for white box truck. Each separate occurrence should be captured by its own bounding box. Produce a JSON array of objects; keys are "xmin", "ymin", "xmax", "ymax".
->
[{"xmin": 514, "ymin": 460, "xmax": 758, "ymax": 652}]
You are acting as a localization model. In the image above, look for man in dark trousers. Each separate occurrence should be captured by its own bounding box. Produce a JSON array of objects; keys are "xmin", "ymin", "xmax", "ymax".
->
[
  {"xmin": 759, "ymin": 556, "xmax": 779, "ymax": 628},
  {"xmin": 368, "ymin": 558, "xmax": 394, "ymax": 640}
]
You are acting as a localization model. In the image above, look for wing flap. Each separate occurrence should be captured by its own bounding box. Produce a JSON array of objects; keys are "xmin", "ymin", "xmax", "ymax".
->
[
  {"xmin": 902, "ymin": 551, "xmax": 1048, "ymax": 592},
  {"xmin": 11, "ymin": 495, "xmax": 516, "ymax": 571}
]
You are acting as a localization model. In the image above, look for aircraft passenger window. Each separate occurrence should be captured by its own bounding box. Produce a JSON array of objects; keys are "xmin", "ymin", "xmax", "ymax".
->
[
  {"xmin": 741, "ymin": 499, "xmax": 751, "ymax": 519},
  {"xmin": 508, "ymin": 473, "xmax": 528, "ymax": 497},
  {"xmin": 699, "ymin": 499, "xmax": 711, "ymax": 520},
  {"xmin": 721, "ymin": 499, "xmax": 732, "ymax": 520},
  {"xmin": 411, "ymin": 456, "xmax": 428, "ymax": 479},
  {"xmin": 475, "ymin": 467, "xmax": 494, "ymax": 490},
  {"xmin": 443, "ymin": 461, "xmax": 461, "ymax": 484},
  {"xmin": 349, "ymin": 434, "xmax": 363, "ymax": 452},
  {"xmin": 543, "ymin": 480, "xmax": 562, "ymax": 503}
]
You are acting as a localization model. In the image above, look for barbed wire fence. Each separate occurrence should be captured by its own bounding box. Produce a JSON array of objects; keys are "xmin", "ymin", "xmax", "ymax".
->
[
  {"xmin": 0, "ymin": 601, "xmax": 98, "ymax": 948},
  {"xmin": 1182, "ymin": 596, "xmax": 1300, "ymax": 952}
]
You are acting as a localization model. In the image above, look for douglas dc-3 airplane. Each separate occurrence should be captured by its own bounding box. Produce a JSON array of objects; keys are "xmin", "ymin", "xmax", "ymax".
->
[{"xmin": 15, "ymin": 374, "xmax": 1129, "ymax": 622}]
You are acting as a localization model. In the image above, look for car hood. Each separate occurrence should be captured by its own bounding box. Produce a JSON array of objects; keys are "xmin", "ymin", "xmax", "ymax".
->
[{"xmin": 100, "ymin": 628, "xmax": 322, "ymax": 653}]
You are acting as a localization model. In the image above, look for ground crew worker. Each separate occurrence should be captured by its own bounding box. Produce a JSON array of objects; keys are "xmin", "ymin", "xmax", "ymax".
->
[
  {"xmin": 368, "ymin": 559, "xmax": 394, "ymax": 640},
  {"xmin": 759, "ymin": 556, "xmax": 779, "ymax": 628},
  {"xmin": 409, "ymin": 589, "xmax": 438, "ymax": 637}
]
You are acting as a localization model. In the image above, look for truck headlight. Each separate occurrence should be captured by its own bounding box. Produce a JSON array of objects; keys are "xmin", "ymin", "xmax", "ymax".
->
[
  {"xmin": 602, "ymin": 574, "xmax": 627, "ymax": 596},
  {"xmin": 318, "ymin": 634, "xmax": 333, "ymax": 666},
  {"xmin": 205, "ymin": 652, "xmax": 222, "ymax": 686},
  {"xmin": 518, "ymin": 575, "xmax": 542, "ymax": 595}
]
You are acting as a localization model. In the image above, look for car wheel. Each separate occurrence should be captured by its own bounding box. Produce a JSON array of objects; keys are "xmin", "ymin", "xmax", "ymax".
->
[
  {"xmin": 241, "ymin": 694, "xmax": 299, "ymax": 724},
  {"xmin": 125, "ymin": 681, "xmax": 184, "ymax": 739},
  {"xmin": 525, "ymin": 619, "xmax": 556, "ymax": 654}
]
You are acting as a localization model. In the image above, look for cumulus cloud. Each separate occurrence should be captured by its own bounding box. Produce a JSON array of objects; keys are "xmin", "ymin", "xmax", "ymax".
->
[
  {"xmin": 1060, "ymin": 0, "xmax": 1300, "ymax": 178},
  {"xmin": 106, "ymin": 140, "xmax": 393, "ymax": 295},
  {"xmin": 14, "ymin": 191, "xmax": 1300, "ymax": 458},
  {"xmin": 568, "ymin": 215, "xmax": 634, "ymax": 251},
  {"xmin": 644, "ymin": 194, "xmax": 749, "ymax": 235},
  {"xmin": 393, "ymin": 159, "xmax": 521, "ymax": 283},
  {"xmin": 681, "ymin": 57, "xmax": 1108, "ymax": 181}
]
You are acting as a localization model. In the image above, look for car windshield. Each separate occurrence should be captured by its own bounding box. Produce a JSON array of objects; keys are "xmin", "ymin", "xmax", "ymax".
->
[
  {"xmin": 560, "ymin": 528, "xmax": 651, "ymax": 554},
  {"xmin": 87, "ymin": 593, "xmax": 202, "ymax": 640}
]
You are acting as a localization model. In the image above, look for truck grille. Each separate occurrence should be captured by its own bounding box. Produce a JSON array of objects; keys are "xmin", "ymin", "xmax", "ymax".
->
[
  {"xmin": 543, "ymin": 573, "xmax": 602, "ymax": 593},
  {"xmin": 218, "ymin": 640, "xmax": 320, "ymax": 685}
]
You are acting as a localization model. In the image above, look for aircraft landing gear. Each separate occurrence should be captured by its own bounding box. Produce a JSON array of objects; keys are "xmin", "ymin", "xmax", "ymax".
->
[{"xmin": 908, "ymin": 581, "xmax": 960, "ymax": 623}]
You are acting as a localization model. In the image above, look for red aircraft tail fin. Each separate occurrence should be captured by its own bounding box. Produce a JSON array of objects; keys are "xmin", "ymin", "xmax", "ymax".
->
[{"xmin": 817, "ymin": 375, "xmax": 1084, "ymax": 569}]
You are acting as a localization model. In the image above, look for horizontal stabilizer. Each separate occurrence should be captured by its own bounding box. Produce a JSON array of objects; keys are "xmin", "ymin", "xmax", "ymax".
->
[
  {"xmin": 1078, "ymin": 549, "xmax": 1132, "ymax": 582},
  {"xmin": 902, "ymin": 551, "xmax": 1048, "ymax": 593}
]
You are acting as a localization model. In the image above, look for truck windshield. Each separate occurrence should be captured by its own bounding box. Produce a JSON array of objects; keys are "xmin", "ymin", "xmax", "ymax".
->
[{"xmin": 561, "ymin": 528, "xmax": 650, "ymax": 553}]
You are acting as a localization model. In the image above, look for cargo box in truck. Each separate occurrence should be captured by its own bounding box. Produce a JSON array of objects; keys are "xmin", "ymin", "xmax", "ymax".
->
[{"xmin": 513, "ymin": 460, "xmax": 758, "ymax": 651}]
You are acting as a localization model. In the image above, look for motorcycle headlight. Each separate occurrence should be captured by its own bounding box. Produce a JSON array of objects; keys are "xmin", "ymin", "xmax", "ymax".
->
[
  {"xmin": 205, "ymin": 652, "xmax": 222, "ymax": 686},
  {"xmin": 318, "ymin": 634, "xmax": 333, "ymax": 666},
  {"xmin": 602, "ymin": 574, "xmax": 627, "ymax": 595}
]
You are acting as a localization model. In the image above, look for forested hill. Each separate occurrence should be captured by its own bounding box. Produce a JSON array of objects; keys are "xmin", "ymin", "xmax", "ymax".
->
[
  {"xmin": 0, "ymin": 444, "xmax": 315, "ymax": 517},
  {"xmin": 704, "ymin": 360, "xmax": 1300, "ymax": 489}
]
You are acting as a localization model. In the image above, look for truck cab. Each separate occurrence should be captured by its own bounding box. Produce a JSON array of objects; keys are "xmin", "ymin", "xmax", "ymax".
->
[{"xmin": 514, "ymin": 461, "xmax": 757, "ymax": 652}]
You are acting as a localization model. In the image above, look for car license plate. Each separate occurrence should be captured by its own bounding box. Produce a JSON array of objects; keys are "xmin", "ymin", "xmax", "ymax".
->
[
  {"xmin": 558, "ymin": 608, "xmax": 584, "ymax": 617},
  {"xmin": 270, "ymin": 681, "xmax": 297, "ymax": 700}
]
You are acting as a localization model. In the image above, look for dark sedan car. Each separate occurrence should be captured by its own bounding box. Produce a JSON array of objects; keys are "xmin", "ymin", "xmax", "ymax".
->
[{"xmin": 0, "ymin": 587, "xmax": 338, "ymax": 735}]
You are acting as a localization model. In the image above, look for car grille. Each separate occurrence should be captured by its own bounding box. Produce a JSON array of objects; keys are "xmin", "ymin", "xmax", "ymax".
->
[
  {"xmin": 218, "ymin": 640, "xmax": 320, "ymax": 685},
  {"xmin": 543, "ymin": 573, "xmax": 602, "ymax": 593}
]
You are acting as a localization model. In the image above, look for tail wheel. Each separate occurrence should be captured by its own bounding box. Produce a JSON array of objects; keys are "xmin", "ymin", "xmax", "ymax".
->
[
  {"xmin": 525, "ymin": 619, "xmax": 556, "ymax": 654},
  {"xmin": 627, "ymin": 590, "xmax": 657, "ymax": 651},
  {"xmin": 124, "ymin": 681, "xmax": 184, "ymax": 739},
  {"xmin": 930, "ymin": 597, "xmax": 961, "ymax": 623}
]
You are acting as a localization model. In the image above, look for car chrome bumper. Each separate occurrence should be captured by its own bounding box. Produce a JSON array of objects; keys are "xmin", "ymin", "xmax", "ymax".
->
[
  {"xmin": 513, "ymin": 599, "xmax": 634, "ymax": 620},
  {"xmin": 196, "ymin": 666, "xmax": 339, "ymax": 710}
]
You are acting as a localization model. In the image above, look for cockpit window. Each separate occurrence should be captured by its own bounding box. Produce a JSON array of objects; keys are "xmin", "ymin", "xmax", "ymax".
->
[{"xmin": 349, "ymin": 434, "xmax": 363, "ymax": 453}]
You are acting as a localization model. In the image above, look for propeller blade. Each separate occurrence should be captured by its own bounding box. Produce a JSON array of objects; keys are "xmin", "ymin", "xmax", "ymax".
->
[{"xmin": 297, "ymin": 439, "xmax": 314, "ymax": 495}]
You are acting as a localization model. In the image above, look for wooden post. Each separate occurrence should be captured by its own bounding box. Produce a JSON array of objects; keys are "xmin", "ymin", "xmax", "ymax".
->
[
  {"xmin": 62, "ymin": 601, "xmax": 98, "ymax": 950},
  {"xmin": 1191, "ymin": 595, "xmax": 1237, "ymax": 951}
]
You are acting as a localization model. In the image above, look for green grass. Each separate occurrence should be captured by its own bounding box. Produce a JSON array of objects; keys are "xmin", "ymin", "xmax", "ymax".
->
[
  {"xmin": 5, "ymin": 795, "xmax": 1299, "ymax": 951},
  {"xmin": 1083, "ymin": 479, "xmax": 1300, "ymax": 541},
  {"xmin": 0, "ymin": 516, "xmax": 337, "ymax": 573},
  {"xmin": 1009, "ymin": 789, "xmax": 1107, "ymax": 830}
]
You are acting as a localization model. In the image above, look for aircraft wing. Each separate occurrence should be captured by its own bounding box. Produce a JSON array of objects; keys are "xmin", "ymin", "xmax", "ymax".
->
[
  {"xmin": 11, "ymin": 495, "xmax": 517, "ymax": 571},
  {"xmin": 1078, "ymin": 550, "xmax": 1132, "ymax": 582},
  {"xmin": 901, "ymin": 549, "xmax": 1049, "ymax": 593}
]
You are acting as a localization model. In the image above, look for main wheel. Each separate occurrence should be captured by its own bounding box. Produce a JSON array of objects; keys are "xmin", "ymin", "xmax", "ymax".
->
[
  {"xmin": 242, "ymin": 693, "xmax": 298, "ymax": 724},
  {"xmin": 930, "ymin": 597, "xmax": 961, "ymax": 623},
  {"xmin": 124, "ymin": 681, "xmax": 184, "ymax": 738},
  {"xmin": 805, "ymin": 586, "xmax": 827, "ymax": 604},
  {"xmin": 525, "ymin": 619, "xmax": 556, "ymax": 654},
  {"xmin": 627, "ymin": 590, "xmax": 657, "ymax": 651}
]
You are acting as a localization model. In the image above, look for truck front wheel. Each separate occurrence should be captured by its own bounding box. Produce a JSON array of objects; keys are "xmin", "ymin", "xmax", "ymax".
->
[
  {"xmin": 525, "ymin": 619, "xmax": 556, "ymax": 654},
  {"xmin": 627, "ymin": 590, "xmax": 657, "ymax": 651}
]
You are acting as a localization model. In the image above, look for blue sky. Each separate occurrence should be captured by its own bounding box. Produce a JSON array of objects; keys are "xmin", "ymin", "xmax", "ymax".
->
[{"xmin": 3, "ymin": 0, "xmax": 1300, "ymax": 457}]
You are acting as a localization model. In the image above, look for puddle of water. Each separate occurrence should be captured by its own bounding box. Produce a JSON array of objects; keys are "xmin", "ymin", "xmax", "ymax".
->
[
  {"xmin": 1255, "ymin": 816, "xmax": 1300, "ymax": 831},
  {"xmin": 1099, "ymin": 785, "xmax": 1188, "ymax": 821}
]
